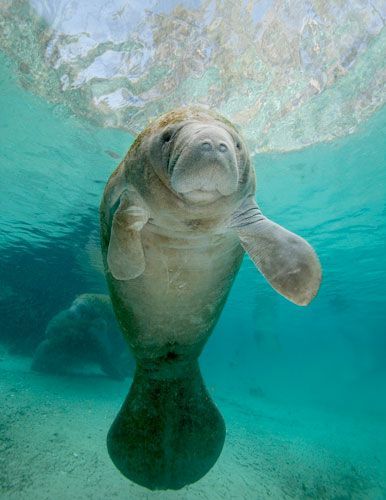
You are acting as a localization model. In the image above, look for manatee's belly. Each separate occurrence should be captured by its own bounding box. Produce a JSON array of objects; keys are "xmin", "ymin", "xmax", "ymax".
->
[{"xmin": 108, "ymin": 227, "xmax": 243, "ymax": 361}]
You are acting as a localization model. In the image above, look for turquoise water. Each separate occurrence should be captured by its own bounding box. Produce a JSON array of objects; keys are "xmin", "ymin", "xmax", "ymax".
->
[{"xmin": 1, "ymin": 49, "xmax": 386, "ymax": 498}]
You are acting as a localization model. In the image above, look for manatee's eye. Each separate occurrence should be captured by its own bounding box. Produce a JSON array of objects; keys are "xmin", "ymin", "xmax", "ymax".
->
[
  {"xmin": 161, "ymin": 130, "xmax": 173, "ymax": 143},
  {"xmin": 235, "ymin": 141, "xmax": 241, "ymax": 150}
]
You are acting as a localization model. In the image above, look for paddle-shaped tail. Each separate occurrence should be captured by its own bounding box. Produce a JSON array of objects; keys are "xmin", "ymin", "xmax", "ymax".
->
[{"xmin": 107, "ymin": 361, "xmax": 225, "ymax": 490}]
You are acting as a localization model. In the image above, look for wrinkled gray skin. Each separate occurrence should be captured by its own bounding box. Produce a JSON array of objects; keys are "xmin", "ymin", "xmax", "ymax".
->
[
  {"xmin": 31, "ymin": 293, "xmax": 134, "ymax": 380},
  {"xmin": 100, "ymin": 107, "xmax": 321, "ymax": 490}
]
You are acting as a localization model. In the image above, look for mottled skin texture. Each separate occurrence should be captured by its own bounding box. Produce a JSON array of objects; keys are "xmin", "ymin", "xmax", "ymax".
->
[
  {"xmin": 31, "ymin": 293, "xmax": 134, "ymax": 380},
  {"xmin": 100, "ymin": 107, "xmax": 321, "ymax": 489}
]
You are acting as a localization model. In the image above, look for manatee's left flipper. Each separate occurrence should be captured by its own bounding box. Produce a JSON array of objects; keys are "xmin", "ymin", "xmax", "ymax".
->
[
  {"xmin": 230, "ymin": 196, "xmax": 322, "ymax": 306},
  {"xmin": 107, "ymin": 189, "xmax": 149, "ymax": 281}
]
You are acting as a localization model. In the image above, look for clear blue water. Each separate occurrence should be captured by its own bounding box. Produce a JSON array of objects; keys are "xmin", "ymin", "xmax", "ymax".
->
[{"xmin": 0, "ymin": 49, "xmax": 385, "ymax": 498}]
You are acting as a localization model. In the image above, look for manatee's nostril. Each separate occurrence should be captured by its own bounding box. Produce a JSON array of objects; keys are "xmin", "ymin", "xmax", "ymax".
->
[
  {"xmin": 218, "ymin": 143, "xmax": 228, "ymax": 153},
  {"xmin": 201, "ymin": 141, "xmax": 212, "ymax": 151}
]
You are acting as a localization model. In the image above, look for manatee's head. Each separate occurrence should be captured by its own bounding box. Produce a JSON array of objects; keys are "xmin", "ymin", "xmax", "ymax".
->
[
  {"xmin": 142, "ymin": 107, "xmax": 253, "ymax": 205},
  {"xmin": 69, "ymin": 295, "xmax": 100, "ymax": 322}
]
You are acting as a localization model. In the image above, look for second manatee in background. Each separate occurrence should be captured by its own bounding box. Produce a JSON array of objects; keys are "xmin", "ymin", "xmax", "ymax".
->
[{"xmin": 31, "ymin": 293, "xmax": 134, "ymax": 380}]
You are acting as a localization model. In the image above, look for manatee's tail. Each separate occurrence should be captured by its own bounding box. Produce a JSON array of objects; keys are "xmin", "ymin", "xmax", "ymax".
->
[{"xmin": 107, "ymin": 361, "xmax": 225, "ymax": 490}]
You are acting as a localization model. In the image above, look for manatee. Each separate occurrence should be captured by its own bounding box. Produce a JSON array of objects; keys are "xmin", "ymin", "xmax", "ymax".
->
[
  {"xmin": 100, "ymin": 107, "xmax": 321, "ymax": 489},
  {"xmin": 31, "ymin": 293, "xmax": 134, "ymax": 380}
]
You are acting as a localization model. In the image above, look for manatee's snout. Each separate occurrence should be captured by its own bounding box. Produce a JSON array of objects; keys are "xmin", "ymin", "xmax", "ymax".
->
[{"xmin": 170, "ymin": 124, "xmax": 239, "ymax": 203}]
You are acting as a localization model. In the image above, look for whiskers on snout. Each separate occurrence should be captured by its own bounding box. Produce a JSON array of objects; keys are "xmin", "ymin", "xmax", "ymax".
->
[{"xmin": 171, "ymin": 140, "xmax": 239, "ymax": 202}]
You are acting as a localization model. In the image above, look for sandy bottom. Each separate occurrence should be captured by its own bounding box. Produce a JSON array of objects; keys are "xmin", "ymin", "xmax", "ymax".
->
[{"xmin": 1, "ymin": 348, "xmax": 385, "ymax": 500}]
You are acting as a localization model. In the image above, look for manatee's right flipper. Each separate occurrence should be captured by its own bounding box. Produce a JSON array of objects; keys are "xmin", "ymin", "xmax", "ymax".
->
[
  {"xmin": 107, "ymin": 362, "xmax": 225, "ymax": 490},
  {"xmin": 107, "ymin": 190, "xmax": 149, "ymax": 281}
]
